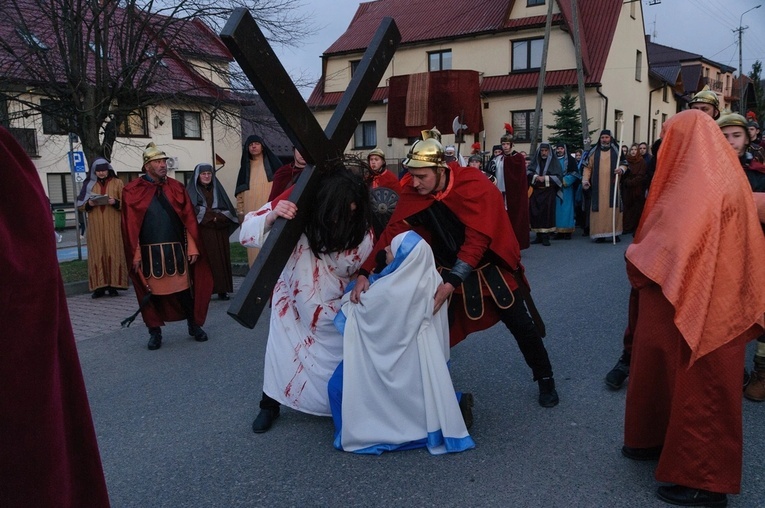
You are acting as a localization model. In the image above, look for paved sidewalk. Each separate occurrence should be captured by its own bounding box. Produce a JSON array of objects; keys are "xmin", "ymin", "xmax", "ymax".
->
[{"xmin": 67, "ymin": 277, "xmax": 244, "ymax": 342}]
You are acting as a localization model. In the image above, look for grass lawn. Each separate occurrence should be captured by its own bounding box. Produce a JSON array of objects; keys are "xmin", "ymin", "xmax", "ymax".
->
[
  {"xmin": 59, "ymin": 243, "xmax": 248, "ymax": 284},
  {"xmin": 59, "ymin": 260, "xmax": 89, "ymax": 284},
  {"xmin": 230, "ymin": 242, "xmax": 248, "ymax": 263}
]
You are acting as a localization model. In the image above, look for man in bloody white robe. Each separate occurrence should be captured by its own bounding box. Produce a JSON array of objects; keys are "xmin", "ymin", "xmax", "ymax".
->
[{"xmin": 240, "ymin": 168, "xmax": 374, "ymax": 431}]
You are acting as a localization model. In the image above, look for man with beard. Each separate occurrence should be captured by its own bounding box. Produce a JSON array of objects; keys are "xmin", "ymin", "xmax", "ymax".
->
[
  {"xmin": 121, "ymin": 143, "xmax": 213, "ymax": 350},
  {"xmin": 582, "ymin": 130, "xmax": 622, "ymax": 242},
  {"xmin": 527, "ymin": 143, "xmax": 563, "ymax": 246},
  {"xmin": 493, "ymin": 130, "xmax": 530, "ymax": 249}
]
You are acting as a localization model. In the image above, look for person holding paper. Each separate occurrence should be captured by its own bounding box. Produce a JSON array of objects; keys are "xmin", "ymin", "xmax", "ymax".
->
[{"xmin": 76, "ymin": 157, "xmax": 128, "ymax": 298}]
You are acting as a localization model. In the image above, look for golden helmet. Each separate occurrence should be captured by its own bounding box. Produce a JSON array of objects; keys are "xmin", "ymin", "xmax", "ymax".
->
[
  {"xmin": 403, "ymin": 128, "xmax": 447, "ymax": 169},
  {"xmin": 142, "ymin": 142, "xmax": 168, "ymax": 166},
  {"xmin": 716, "ymin": 112, "xmax": 748, "ymax": 130},
  {"xmin": 689, "ymin": 85, "xmax": 719, "ymax": 110},
  {"xmin": 367, "ymin": 148, "xmax": 385, "ymax": 160}
]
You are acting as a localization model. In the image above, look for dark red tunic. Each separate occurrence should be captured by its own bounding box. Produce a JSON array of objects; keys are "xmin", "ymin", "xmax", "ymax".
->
[
  {"xmin": 0, "ymin": 127, "xmax": 110, "ymax": 507},
  {"xmin": 499, "ymin": 152, "xmax": 530, "ymax": 249}
]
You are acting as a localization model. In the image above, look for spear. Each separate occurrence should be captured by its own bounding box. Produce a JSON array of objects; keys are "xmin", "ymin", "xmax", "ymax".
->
[{"xmin": 612, "ymin": 118, "xmax": 624, "ymax": 245}]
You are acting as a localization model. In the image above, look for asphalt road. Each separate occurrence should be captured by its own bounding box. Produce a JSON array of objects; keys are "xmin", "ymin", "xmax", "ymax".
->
[{"xmin": 75, "ymin": 231, "xmax": 765, "ymax": 507}]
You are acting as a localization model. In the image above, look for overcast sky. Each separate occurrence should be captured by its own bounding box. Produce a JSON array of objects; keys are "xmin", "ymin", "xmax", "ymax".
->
[{"xmin": 268, "ymin": 0, "xmax": 765, "ymax": 98}]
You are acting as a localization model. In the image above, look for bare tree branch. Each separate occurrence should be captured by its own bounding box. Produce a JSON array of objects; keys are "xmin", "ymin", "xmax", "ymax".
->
[{"xmin": 0, "ymin": 0, "xmax": 317, "ymax": 164}]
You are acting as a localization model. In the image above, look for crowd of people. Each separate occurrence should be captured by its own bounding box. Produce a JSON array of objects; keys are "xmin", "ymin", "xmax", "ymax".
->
[{"xmin": 10, "ymin": 78, "xmax": 765, "ymax": 506}]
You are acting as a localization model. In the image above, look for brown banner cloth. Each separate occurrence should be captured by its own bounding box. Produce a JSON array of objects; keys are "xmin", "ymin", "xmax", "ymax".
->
[{"xmin": 388, "ymin": 70, "xmax": 484, "ymax": 139}]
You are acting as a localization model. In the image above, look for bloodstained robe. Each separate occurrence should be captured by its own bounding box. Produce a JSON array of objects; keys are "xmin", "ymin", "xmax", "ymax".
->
[
  {"xmin": 0, "ymin": 127, "xmax": 110, "ymax": 507},
  {"xmin": 80, "ymin": 176, "xmax": 128, "ymax": 292},
  {"xmin": 583, "ymin": 145, "xmax": 622, "ymax": 239},
  {"xmin": 493, "ymin": 151, "xmax": 530, "ymax": 249},
  {"xmin": 360, "ymin": 165, "xmax": 526, "ymax": 347},
  {"xmin": 122, "ymin": 175, "xmax": 213, "ymax": 328},
  {"xmin": 623, "ymin": 110, "xmax": 765, "ymax": 494},
  {"xmin": 239, "ymin": 198, "xmax": 374, "ymax": 416}
]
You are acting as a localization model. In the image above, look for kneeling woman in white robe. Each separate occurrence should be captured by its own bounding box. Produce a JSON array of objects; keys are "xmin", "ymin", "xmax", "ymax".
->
[{"xmin": 329, "ymin": 231, "xmax": 475, "ymax": 455}]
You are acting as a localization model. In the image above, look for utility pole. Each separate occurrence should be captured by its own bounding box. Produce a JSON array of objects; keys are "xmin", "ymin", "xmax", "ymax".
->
[
  {"xmin": 571, "ymin": 0, "xmax": 590, "ymax": 151},
  {"xmin": 736, "ymin": 4, "xmax": 762, "ymax": 113},
  {"xmin": 530, "ymin": 0, "xmax": 554, "ymax": 156}
]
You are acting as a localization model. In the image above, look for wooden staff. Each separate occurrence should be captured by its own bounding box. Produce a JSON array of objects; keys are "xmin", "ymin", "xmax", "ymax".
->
[{"xmin": 612, "ymin": 120, "xmax": 623, "ymax": 245}]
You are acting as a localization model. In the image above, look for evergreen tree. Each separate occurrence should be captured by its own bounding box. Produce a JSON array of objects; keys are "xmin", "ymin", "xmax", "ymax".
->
[
  {"xmin": 749, "ymin": 60, "xmax": 765, "ymax": 125},
  {"xmin": 546, "ymin": 88, "xmax": 590, "ymax": 150}
]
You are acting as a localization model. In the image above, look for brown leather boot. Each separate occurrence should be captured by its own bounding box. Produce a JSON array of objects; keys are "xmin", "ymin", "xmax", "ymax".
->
[{"xmin": 744, "ymin": 368, "xmax": 765, "ymax": 402}]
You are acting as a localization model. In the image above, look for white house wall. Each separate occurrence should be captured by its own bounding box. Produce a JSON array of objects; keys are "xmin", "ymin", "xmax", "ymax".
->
[{"xmin": 6, "ymin": 95, "xmax": 242, "ymax": 206}]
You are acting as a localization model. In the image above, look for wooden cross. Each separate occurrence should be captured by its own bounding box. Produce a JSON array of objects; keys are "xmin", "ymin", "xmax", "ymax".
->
[{"xmin": 220, "ymin": 9, "xmax": 401, "ymax": 328}]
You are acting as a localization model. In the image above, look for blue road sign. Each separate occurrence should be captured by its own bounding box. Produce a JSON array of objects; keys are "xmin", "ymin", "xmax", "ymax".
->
[{"xmin": 69, "ymin": 151, "xmax": 87, "ymax": 172}]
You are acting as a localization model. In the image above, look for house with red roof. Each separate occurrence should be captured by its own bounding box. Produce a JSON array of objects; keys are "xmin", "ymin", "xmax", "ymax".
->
[
  {"xmin": 307, "ymin": 0, "xmax": 676, "ymax": 164},
  {"xmin": 0, "ymin": 3, "xmax": 252, "ymax": 212}
]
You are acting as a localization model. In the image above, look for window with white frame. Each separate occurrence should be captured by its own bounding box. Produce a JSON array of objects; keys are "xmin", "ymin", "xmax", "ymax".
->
[
  {"xmin": 512, "ymin": 38, "xmax": 543, "ymax": 72},
  {"xmin": 171, "ymin": 110, "xmax": 202, "ymax": 140},
  {"xmin": 354, "ymin": 121, "xmax": 376, "ymax": 149}
]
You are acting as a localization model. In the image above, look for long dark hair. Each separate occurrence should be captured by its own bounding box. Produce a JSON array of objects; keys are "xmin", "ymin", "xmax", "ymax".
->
[{"xmin": 304, "ymin": 163, "xmax": 371, "ymax": 256}]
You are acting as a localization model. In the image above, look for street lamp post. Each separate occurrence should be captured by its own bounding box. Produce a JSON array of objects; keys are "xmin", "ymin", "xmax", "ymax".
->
[{"xmin": 737, "ymin": 4, "xmax": 761, "ymax": 112}]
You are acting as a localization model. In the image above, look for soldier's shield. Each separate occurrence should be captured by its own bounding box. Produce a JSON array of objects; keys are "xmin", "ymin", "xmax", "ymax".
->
[{"xmin": 369, "ymin": 186, "xmax": 399, "ymax": 238}]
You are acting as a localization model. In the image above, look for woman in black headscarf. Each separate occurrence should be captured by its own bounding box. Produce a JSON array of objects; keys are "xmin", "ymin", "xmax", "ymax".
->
[{"xmin": 187, "ymin": 163, "xmax": 239, "ymax": 300}]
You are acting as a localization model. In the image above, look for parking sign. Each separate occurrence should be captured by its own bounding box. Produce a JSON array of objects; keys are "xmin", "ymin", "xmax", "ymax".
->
[{"xmin": 69, "ymin": 151, "xmax": 87, "ymax": 173}]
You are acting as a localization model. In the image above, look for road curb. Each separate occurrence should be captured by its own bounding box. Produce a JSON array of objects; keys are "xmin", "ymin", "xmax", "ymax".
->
[{"xmin": 63, "ymin": 262, "xmax": 250, "ymax": 297}]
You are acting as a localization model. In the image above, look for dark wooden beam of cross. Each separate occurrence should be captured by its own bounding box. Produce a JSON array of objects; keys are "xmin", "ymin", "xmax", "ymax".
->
[{"xmin": 220, "ymin": 8, "xmax": 401, "ymax": 328}]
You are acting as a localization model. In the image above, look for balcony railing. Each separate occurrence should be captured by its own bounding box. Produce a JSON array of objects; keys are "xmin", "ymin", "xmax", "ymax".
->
[
  {"xmin": 7, "ymin": 127, "xmax": 39, "ymax": 156},
  {"xmin": 702, "ymin": 77, "xmax": 724, "ymax": 93}
]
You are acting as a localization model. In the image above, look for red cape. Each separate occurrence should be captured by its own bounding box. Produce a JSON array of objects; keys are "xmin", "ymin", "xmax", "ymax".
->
[
  {"xmin": 268, "ymin": 162, "xmax": 304, "ymax": 201},
  {"xmin": 362, "ymin": 166, "xmax": 524, "ymax": 345},
  {"xmin": 370, "ymin": 168, "xmax": 402, "ymax": 193},
  {"xmin": 122, "ymin": 176, "xmax": 213, "ymax": 327},
  {"xmin": 0, "ymin": 127, "xmax": 110, "ymax": 507},
  {"xmin": 500, "ymin": 152, "xmax": 530, "ymax": 249}
]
